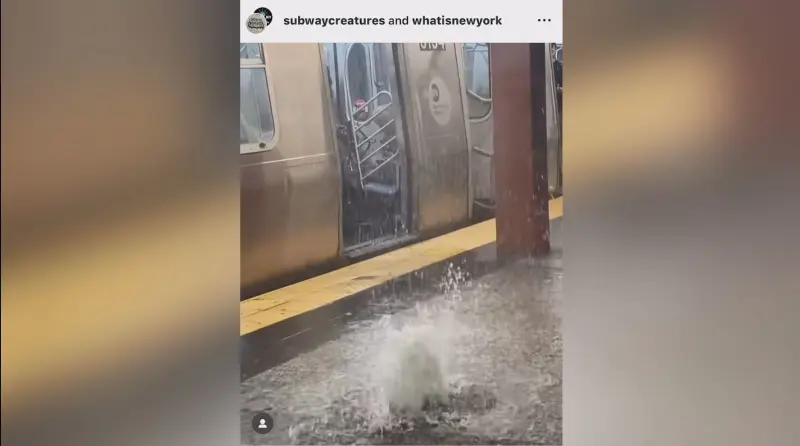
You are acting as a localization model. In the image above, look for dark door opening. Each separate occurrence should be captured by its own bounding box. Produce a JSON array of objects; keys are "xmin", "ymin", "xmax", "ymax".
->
[{"xmin": 324, "ymin": 43, "xmax": 414, "ymax": 257}]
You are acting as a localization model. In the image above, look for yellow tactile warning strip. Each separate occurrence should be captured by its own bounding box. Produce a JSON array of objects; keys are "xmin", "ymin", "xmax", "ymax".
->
[{"xmin": 240, "ymin": 197, "xmax": 563, "ymax": 336}]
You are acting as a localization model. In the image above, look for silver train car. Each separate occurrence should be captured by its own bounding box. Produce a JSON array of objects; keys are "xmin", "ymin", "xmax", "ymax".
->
[{"xmin": 240, "ymin": 43, "xmax": 562, "ymax": 296}]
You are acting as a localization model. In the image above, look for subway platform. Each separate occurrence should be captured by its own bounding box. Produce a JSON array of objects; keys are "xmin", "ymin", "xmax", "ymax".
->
[{"xmin": 240, "ymin": 199, "xmax": 562, "ymax": 445}]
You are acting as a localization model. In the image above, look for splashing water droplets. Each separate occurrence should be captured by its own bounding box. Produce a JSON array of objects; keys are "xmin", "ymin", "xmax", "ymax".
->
[{"xmin": 242, "ymin": 258, "xmax": 561, "ymax": 444}]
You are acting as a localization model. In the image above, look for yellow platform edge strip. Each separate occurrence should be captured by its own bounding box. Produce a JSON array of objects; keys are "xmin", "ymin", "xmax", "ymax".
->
[{"xmin": 241, "ymin": 197, "xmax": 563, "ymax": 335}]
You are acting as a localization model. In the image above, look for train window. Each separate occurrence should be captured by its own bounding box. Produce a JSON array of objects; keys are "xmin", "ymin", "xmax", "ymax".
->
[
  {"xmin": 240, "ymin": 44, "xmax": 277, "ymax": 154},
  {"xmin": 240, "ymin": 43, "xmax": 262, "ymax": 62},
  {"xmin": 463, "ymin": 43, "xmax": 492, "ymax": 120},
  {"xmin": 346, "ymin": 44, "xmax": 372, "ymax": 112}
]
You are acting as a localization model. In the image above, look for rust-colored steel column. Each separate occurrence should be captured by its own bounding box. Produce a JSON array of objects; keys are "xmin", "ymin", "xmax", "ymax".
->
[{"xmin": 489, "ymin": 43, "xmax": 550, "ymax": 260}]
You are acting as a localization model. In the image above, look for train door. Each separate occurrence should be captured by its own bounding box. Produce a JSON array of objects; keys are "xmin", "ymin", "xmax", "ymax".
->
[
  {"xmin": 321, "ymin": 43, "xmax": 413, "ymax": 257},
  {"xmin": 546, "ymin": 43, "xmax": 563, "ymax": 196},
  {"xmin": 396, "ymin": 43, "xmax": 470, "ymax": 236},
  {"xmin": 461, "ymin": 43, "xmax": 562, "ymax": 213},
  {"xmin": 461, "ymin": 43, "xmax": 495, "ymax": 220}
]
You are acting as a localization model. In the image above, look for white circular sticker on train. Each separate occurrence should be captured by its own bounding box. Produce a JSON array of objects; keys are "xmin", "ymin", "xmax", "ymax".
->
[{"xmin": 427, "ymin": 75, "xmax": 452, "ymax": 127}]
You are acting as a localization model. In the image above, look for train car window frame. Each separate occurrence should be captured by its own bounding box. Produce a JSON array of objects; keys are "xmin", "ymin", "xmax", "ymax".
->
[
  {"xmin": 463, "ymin": 43, "xmax": 492, "ymax": 121},
  {"xmin": 344, "ymin": 43, "xmax": 377, "ymax": 118},
  {"xmin": 240, "ymin": 43, "xmax": 280, "ymax": 155}
]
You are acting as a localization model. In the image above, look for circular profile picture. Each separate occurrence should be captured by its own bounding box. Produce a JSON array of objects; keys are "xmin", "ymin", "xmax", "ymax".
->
[
  {"xmin": 246, "ymin": 8, "xmax": 272, "ymax": 34},
  {"xmin": 254, "ymin": 7, "xmax": 273, "ymax": 25},
  {"xmin": 246, "ymin": 14, "xmax": 267, "ymax": 34}
]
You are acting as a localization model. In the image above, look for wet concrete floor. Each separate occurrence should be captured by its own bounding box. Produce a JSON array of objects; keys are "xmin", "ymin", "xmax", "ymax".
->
[{"xmin": 240, "ymin": 240, "xmax": 563, "ymax": 445}]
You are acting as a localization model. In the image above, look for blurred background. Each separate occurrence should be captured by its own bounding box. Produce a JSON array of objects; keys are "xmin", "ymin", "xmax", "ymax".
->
[
  {"xmin": 2, "ymin": 1, "xmax": 240, "ymax": 445},
  {"xmin": 3, "ymin": 0, "xmax": 798, "ymax": 445}
]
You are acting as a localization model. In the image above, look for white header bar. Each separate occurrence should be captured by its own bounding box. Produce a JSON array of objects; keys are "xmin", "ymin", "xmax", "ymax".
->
[{"xmin": 241, "ymin": 1, "xmax": 562, "ymax": 43}]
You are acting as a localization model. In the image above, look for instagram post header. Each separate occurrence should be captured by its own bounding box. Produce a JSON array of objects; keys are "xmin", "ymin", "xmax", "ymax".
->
[{"xmin": 241, "ymin": 1, "xmax": 563, "ymax": 42}]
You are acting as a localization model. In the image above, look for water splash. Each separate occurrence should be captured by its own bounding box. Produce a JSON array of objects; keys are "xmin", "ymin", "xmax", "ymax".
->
[
  {"xmin": 356, "ymin": 264, "xmax": 472, "ymax": 432},
  {"xmin": 242, "ymin": 258, "xmax": 562, "ymax": 445},
  {"xmin": 291, "ymin": 262, "xmax": 475, "ymax": 438}
]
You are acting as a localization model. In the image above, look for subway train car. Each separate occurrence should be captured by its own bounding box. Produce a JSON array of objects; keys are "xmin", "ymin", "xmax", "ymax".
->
[{"xmin": 240, "ymin": 43, "xmax": 562, "ymax": 297}]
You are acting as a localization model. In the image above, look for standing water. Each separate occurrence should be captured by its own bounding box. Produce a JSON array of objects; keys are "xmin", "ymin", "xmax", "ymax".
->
[{"xmin": 241, "ymin": 255, "xmax": 562, "ymax": 445}]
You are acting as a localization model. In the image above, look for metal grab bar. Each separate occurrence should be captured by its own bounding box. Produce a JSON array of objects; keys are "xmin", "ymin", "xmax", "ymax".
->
[
  {"xmin": 464, "ymin": 44, "xmax": 492, "ymax": 105},
  {"xmin": 472, "ymin": 145, "xmax": 493, "ymax": 157},
  {"xmin": 361, "ymin": 135, "xmax": 398, "ymax": 164},
  {"xmin": 363, "ymin": 150, "xmax": 400, "ymax": 180},
  {"xmin": 353, "ymin": 97, "xmax": 393, "ymax": 132},
  {"xmin": 356, "ymin": 119, "xmax": 395, "ymax": 151},
  {"xmin": 466, "ymin": 89, "xmax": 492, "ymax": 104},
  {"xmin": 353, "ymin": 90, "xmax": 392, "ymax": 117},
  {"xmin": 349, "ymin": 89, "xmax": 399, "ymax": 188},
  {"xmin": 474, "ymin": 200, "xmax": 496, "ymax": 210},
  {"xmin": 342, "ymin": 43, "xmax": 401, "ymax": 190}
]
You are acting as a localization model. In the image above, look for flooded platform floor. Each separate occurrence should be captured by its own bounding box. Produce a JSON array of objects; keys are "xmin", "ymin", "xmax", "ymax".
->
[{"xmin": 241, "ymin": 220, "xmax": 563, "ymax": 445}]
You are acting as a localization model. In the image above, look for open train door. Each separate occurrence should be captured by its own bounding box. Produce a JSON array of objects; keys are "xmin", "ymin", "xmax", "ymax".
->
[
  {"xmin": 321, "ymin": 43, "xmax": 415, "ymax": 258},
  {"xmin": 546, "ymin": 43, "xmax": 563, "ymax": 196},
  {"xmin": 459, "ymin": 43, "xmax": 562, "ymax": 221},
  {"xmin": 459, "ymin": 43, "xmax": 495, "ymax": 221}
]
